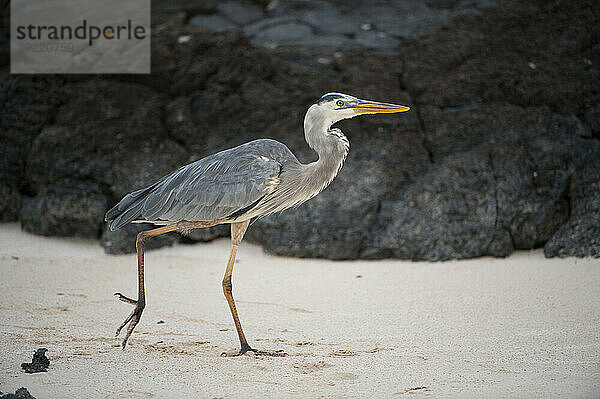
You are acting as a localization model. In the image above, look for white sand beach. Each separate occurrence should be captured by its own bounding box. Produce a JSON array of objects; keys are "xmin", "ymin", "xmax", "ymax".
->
[{"xmin": 1, "ymin": 223, "xmax": 599, "ymax": 398}]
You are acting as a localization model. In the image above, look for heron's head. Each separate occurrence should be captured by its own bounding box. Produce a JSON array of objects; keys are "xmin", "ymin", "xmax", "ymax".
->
[{"xmin": 314, "ymin": 92, "xmax": 410, "ymax": 124}]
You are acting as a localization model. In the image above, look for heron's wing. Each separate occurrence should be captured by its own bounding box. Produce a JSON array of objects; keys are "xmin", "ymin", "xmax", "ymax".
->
[
  {"xmin": 140, "ymin": 152, "xmax": 281, "ymax": 224},
  {"xmin": 105, "ymin": 139, "xmax": 294, "ymax": 231}
]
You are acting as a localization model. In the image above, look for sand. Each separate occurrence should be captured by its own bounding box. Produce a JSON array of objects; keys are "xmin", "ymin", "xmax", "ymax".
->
[{"xmin": 0, "ymin": 223, "xmax": 599, "ymax": 398}]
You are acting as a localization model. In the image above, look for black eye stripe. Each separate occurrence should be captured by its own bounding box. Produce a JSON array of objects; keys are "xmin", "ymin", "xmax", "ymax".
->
[{"xmin": 317, "ymin": 94, "xmax": 343, "ymax": 104}]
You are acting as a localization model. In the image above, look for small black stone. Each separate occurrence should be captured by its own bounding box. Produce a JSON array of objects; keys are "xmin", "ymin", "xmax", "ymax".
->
[{"xmin": 21, "ymin": 348, "xmax": 50, "ymax": 374}]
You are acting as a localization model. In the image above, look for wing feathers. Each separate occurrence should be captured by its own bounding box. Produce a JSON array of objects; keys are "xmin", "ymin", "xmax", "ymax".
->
[{"xmin": 105, "ymin": 140, "xmax": 284, "ymax": 230}]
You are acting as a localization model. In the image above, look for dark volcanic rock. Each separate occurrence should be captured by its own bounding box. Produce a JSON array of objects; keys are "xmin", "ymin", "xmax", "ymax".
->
[
  {"xmin": 401, "ymin": 0, "xmax": 600, "ymax": 113},
  {"xmin": 362, "ymin": 149, "xmax": 513, "ymax": 260},
  {"xmin": 1, "ymin": 0, "xmax": 598, "ymax": 260},
  {"xmin": 0, "ymin": 77, "xmax": 63, "ymax": 221},
  {"xmin": 188, "ymin": 14, "xmax": 238, "ymax": 32},
  {"xmin": 584, "ymin": 106, "xmax": 600, "ymax": 138},
  {"xmin": 0, "ymin": 1, "xmax": 9, "ymax": 68},
  {"xmin": 154, "ymin": 0, "xmax": 217, "ymax": 15},
  {"xmin": 16, "ymin": 79, "xmax": 187, "ymax": 245},
  {"xmin": 217, "ymin": 1, "xmax": 264, "ymax": 25},
  {"xmin": 0, "ymin": 183, "xmax": 21, "ymax": 222},
  {"xmin": 545, "ymin": 142, "xmax": 600, "ymax": 257},
  {"xmin": 20, "ymin": 185, "xmax": 107, "ymax": 238},
  {"xmin": 396, "ymin": 0, "xmax": 600, "ymax": 259},
  {"xmin": 415, "ymin": 104, "xmax": 575, "ymax": 252},
  {"xmin": 165, "ymin": 95, "xmax": 214, "ymax": 147},
  {"xmin": 250, "ymin": 185, "xmax": 381, "ymax": 260},
  {"xmin": 189, "ymin": 0, "xmax": 505, "ymax": 52},
  {"xmin": 20, "ymin": 348, "xmax": 49, "ymax": 374},
  {"xmin": 25, "ymin": 80, "xmax": 188, "ymax": 198},
  {"xmin": 0, "ymin": 388, "xmax": 37, "ymax": 399}
]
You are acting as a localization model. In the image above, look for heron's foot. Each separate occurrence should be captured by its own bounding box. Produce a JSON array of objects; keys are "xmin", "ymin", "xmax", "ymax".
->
[
  {"xmin": 221, "ymin": 342, "xmax": 287, "ymax": 357},
  {"xmin": 249, "ymin": 348, "xmax": 287, "ymax": 357},
  {"xmin": 114, "ymin": 292, "xmax": 145, "ymax": 349}
]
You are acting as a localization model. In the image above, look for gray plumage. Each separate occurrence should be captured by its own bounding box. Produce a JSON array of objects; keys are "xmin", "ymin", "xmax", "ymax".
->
[
  {"xmin": 105, "ymin": 93, "xmax": 408, "ymax": 232},
  {"xmin": 106, "ymin": 140, "xmax": 285, "ymax": 230}
]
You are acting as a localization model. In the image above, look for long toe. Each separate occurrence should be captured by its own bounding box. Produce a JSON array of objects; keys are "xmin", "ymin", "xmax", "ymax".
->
[
  {"xmin": 114, "ymin": 292, "xmax": 137, "ymax": 305},
  {"xmin": 115, "ymin": 308, "xmax": 137, "ymax": 336},
  {"xmin": 220, "ymin": 347, "xmax": 287, "ymax": 357},
  {"xmin": 220, "ymin": 349, "xmax": 245, "ymax": 357},
  {"xmin": 221, "ymin": 342, "xmax": 254, "ymax": 357},
  {"xmin": 250, "ymin": 348, "xmax": 287, "ymax": 357},
  {"xmin": 121, "ymin": 313, "xmax": 140, "ymax": 349},
  {"xmin": 115, "ymin": 304, "xmax": 145, "ymax": 348}
]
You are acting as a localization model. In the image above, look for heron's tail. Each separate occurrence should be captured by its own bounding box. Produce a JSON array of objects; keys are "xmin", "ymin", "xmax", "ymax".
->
[{"xmin": 104, "ymin": 187, "xmax": 152, "ymax": 231}]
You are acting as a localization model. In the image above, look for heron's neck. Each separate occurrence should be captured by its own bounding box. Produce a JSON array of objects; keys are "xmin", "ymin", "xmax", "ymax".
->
[{"xmin": 302, "ymin": 105, "xmax": 350, "ymax": 194}]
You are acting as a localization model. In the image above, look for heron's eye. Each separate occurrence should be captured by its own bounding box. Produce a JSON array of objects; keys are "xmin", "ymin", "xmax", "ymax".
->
[{"xmin": 336, "ymin": 100, "xmax": 344, "ymax": 107}]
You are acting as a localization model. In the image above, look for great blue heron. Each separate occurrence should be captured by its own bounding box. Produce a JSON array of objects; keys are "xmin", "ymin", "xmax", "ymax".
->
[{"xmin": 105, "ymin": 92, "xmax": 410, "ymax": 356}]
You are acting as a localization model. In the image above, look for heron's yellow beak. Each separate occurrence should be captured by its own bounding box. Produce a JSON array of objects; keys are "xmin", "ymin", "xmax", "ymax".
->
[{"xmin": 353, "ymin": 100, "xmax": 410, "ymax": 114}]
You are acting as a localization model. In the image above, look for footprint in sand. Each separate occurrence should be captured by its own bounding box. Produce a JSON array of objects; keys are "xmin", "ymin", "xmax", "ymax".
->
[
  {"xmin": 332, "ymin": 372, "xmax": 359, "ymax": 381},
  {"xmin": 328, "ymin": 349, "xmax": 356, "ymax": 358},
  {"xmin": 292, "ymin": 360, "xmax": 334, "ymax": 374}
]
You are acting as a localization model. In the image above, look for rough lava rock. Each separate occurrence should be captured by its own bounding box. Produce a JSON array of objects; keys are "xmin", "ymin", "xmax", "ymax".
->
[
  {"xmin": 544, "ymin": 141, "xmax": 600, "ymax": 257},
  {"xmin": 15, "ymin": 79, "xmax": 188, "ymax": 241},
  {"xmin": 1, "ymin": 0, "xmax": 598, "ymax": 259},
  {"xmin": 188, "ymin": 0, "xmax": 504, "ymax": 52},
  {"xmin": 20, "ymin": 184, "xmax": 107, "ymax": 238},
  {"xmin": 394, "ymin": 0, "xmax": 600, "ymax": 259},
  {"xmin": 362, "ymin": 149, "xmax": 513, "ymax": 261},
  {"xmin": 0, "ymin": 388, "xmax": 37, "ymax": 399},
  {"xmin": 0, "ymin": 77, "xmax": 63, "ymax": 221},
  {"xmin": 0, "ymin": 182, "xmax": 21, "ymax": 222}
]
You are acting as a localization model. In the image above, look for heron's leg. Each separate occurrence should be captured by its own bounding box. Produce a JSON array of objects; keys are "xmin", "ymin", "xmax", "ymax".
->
[
  {"xmin": 221, "ymin": 221, "xmax": 250, "ymax": 353},
  {"xmin": 114, "ymin": 224, "xmax": 178, "ymax": 348},
  {"xmin": 221, "ymin": 221, "xmax": 286, "ymax": 357}
]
